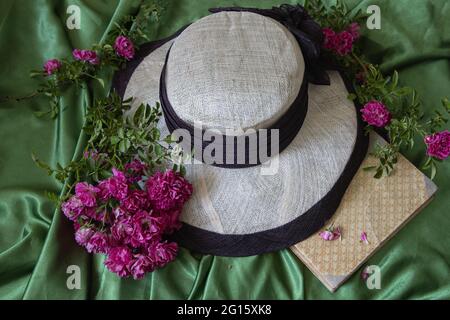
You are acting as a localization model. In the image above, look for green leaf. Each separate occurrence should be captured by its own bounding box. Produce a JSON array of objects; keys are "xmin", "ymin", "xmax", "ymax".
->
[
  {"xmin": 118, "ymin": 128, "xmax": 125, "ymax": 138},
  {"xmin": 33, "ymin": 110, "xmax": 49, "ymax": 118},
  {"xmin": 118, "ymin": 140, "xmax": 127, "ymax": 153},
  {"xmin": 391, "ymin": 71, "xmax": 399, "ymax": 89},
  {"xmin": 124, "ymin": 139, "xmax": 131, "ymax": 151},
  {"xmin": 110, "ymin": 136, "xmax": 120, "ymax": 145},
  {"xmin": 347, "ymin": 93, "xmax": 357, "ymax": 101},
  {"xmin": 430, "ymin": 162, "xmax": 437, "ymax": 180},
  {"xmin": 154, "ymin": 144, "xmax": 163, "ymax": 157},
  {"xmin": 442, "ymin": 97, "xmax": 450, "ymax": 113},
  {"xmin": 374, "ymin": 169, "xmax": 383, "ymax": 179},
  {"xmin": 45, "ymin": 191, "xmax": 60, "ymax": 203},
  {"xmin": 95, "ymin": 77, "xmax": 105, "ymax": 88},
  {"xmin": 163, "ymin": 135, "xmax": 174, "ymax": 144},
  {"xmin": 179, "ymin": 165, "xmax": 186, "ymax": 176},
  {"xmin": 422, "ymin": 156, "xmax": 432, "ymax": 169},
  {"xmin": 30, "ymin": 70, "xmax": 43, "ymax": 78}
]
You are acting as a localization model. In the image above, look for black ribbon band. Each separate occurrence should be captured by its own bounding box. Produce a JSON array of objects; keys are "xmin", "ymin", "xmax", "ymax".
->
[{"xmin": 159, "ymin": 5, "xmax": 330, "ymax": 168}]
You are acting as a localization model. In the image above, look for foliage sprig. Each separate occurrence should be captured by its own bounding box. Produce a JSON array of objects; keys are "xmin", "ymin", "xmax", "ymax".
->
[{"xmin": 311, "ymin": 0, "xmax": 449, "ymax": 179}]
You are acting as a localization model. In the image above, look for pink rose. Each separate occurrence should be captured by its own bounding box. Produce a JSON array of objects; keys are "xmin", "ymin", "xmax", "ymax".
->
[
  {"xmin": 43, "ymin": 59, "xmax": 61, "ymax": 75},
  {"xmin": 124, "ymin": 159, "xmax": 148, "ymax": 183},
  {"xmin": 72, "ymin": 49, "xmax": 99, "ymax": 65},
  {"xmin": 105, "ymin": 246, "xmax": 132, "ymax": 277},
  {"xmin": 75, "ymin": 182, "xmax": 99, "ymax": 207},
  {"xmin": 348, "ymin": 22, "xmax": 360, "ymax": 40},
  {"xmin": 84, "ymin": 207, "xmax": 105, "ymax": 221},
  {"xmin": 322, "ymin": 27, "xmax": 337, "ymax": 50},
  {"xmin": 111, "ymin": 216, "xmax": 135, "ymax": 242},
  {"xmin": 157, "ymin": 208, "xmax": 183, "ymax": 234},
  {"xmin": 129, "ymin": 211, "xmax": 161, "ymax": 247},
  {"xmin": 335, "ymin": 31, "xmax": 354, "ymax": 56},
  {"xmin": 114, "ymin": 36, "xmax": 135, "ymax": 60},
  {"xmin": 97, "ymin": 179, "xmax": 113, "ymax": 201},
  {"xmin": 322, "ymin": 23, "xmax": 359, "ymax": 56},
  {"xmin": 360, "ymin": 100, "xmax": 392, "ymax": 127},
  {"xmin": 424, "ymin": 130, "xmax": 450, "ymax": 160},
  {"xmin": 98, "ymin": 168, "xmax": 128, "ymax": 201},
  {"xmin": 148, "ymin": 241, "xmax": 178, "ymax": 268},
  {"xmin": 146, "ymin": 170, "xmax": 193, "ymax": 211},
  {"xmin": 110, "ymin": 168, "xmax": 129, "ymax": 200},
  {"xmin": 85, "ymin": 231, "xmax": 110, "ymax": 253},
  {"xmin": 121, "ymin": 189, "xmax": 149, "ymax": 213},
  {"xmin": 130, "ymin": 254, "xmax": 154, "ymax": 279},
  {"xmin": 61, "ymin": 196, "xmax": 84, "ymax": 221},
  {"xmin": 75, "ymin": 227, "xmax": 95, "ymax": 246},
  {"xmin": 112, "ymin": 206, "xmax": 127, "ymax": 219}
]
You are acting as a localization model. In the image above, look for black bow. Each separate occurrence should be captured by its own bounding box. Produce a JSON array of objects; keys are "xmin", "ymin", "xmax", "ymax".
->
[{"xmin": 209, "ymin": 4, "xmax": 330, "ymax": 85}]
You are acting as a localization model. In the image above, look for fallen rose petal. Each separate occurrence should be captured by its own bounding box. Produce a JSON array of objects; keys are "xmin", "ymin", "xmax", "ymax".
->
[
  {"xmin": 319, "ymin": 230, "xmax": 334, "ymax": 241},
  {"xmin": 319, "ymin": 224, "xmax": 342, "ymax": 241},
  {"xmin": 334, "ymin": 226, "xmax": 342, "ymax": 241},
  {"xmin": 360, "ymin": 231, "xmax": 369, "ymax": 244}
]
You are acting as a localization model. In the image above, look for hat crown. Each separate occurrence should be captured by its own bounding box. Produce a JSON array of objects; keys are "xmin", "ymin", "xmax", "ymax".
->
[{"xmin": 165, "ymin": 11, "xmax": 305, "ymax": 133}]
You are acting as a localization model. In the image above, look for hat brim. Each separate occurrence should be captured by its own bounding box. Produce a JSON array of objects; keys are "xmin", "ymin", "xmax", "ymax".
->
[{"xmin": 113, "ymin": 29, "xmax": 368, "ymax": 257}]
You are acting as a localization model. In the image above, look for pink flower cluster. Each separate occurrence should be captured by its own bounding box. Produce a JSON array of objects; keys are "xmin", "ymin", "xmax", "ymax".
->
[
  {"xmin": 360, "ymin": 100, "xmax": 392, "ymax": 127},
  {"xmin": 62, "ymin": 163, "xmax": 193, "ymax": 279},
  {"xmin": 68, "ymin": 35, "xmax": 134, "ymax": 68},
  {"xmin": 323, "ymin": 23, "xmax": 360, "ymax": 56},
  {"xmin": 424, "ymin": 130, "xmax": 450, "ymax": 160},
  {"xmin": 43, "ymin": 36, "xmax": 135, "ymax": 77}
]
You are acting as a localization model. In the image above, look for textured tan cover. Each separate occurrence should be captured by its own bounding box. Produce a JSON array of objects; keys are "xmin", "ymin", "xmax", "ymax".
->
[{"xmin": 290, "ymin": 133, "xmax": 437, "ymax": 292}]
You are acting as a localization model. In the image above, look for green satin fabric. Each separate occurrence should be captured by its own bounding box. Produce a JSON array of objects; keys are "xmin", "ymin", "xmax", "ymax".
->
[{"xmin": 0, "ymin": 0, "xmax": 449, "ymax": 300}]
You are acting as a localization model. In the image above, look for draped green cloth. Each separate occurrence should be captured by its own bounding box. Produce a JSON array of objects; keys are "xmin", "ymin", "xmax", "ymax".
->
[{"xmin": 0, "ymin": 0, "xmax": 449, "ymax": 300}]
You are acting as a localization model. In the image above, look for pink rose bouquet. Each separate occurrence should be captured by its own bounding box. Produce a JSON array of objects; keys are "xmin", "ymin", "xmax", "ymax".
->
[{"xmin": 62, "ymin": 161, "xmax": 192, "ymax": 279}]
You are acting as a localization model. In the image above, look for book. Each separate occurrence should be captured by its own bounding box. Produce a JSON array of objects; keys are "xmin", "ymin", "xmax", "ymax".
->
[{"xmin": 290, "ymin": 132, "xmax": 437, "ymax": 292}]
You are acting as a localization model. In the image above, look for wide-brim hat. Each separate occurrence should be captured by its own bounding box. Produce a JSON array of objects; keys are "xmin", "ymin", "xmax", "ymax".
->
[{"xmin": 113, "ymin": 5, "xmax": 368, "ymax": 256}]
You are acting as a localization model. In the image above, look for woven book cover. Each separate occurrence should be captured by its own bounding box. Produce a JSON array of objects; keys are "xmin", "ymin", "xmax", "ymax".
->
[{"xmin": 290, "ymin": 132, "xmax": 437, "ymax": 292}]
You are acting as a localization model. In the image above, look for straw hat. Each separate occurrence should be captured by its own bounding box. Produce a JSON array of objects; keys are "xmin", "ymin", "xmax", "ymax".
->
[{"xmin": 113, "ymin": 5, "xmax": 368, "ymax": 256}]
